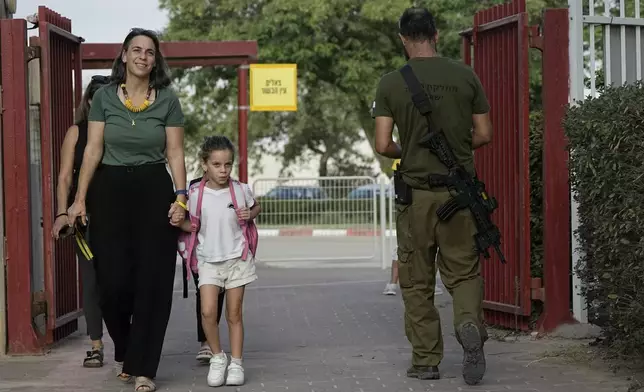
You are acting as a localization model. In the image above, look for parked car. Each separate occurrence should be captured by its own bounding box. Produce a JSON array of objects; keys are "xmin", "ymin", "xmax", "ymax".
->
[
  {"xmin": 263, "ymin": 185, "xmax": 328, "ymax": 200},
  {"xmin": 347, "ymin": 184, "xmax": 393, "ymax": 199}
]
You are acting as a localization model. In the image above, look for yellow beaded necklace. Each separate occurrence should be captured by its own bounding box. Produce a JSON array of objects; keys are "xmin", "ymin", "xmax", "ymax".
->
[{"xmin": 120, "ymin": 84, "xmax": 152, "ymax": 113}]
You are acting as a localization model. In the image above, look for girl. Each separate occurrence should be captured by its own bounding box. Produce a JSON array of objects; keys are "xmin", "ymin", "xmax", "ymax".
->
[
  {"xmin": 188, "ymin": 173, "xmax": 226, "ymax": 364},
  {"xmin": 385, "ymin": 159, "xmax": 443, "ymax": 297},
  {"xmin": 181, "ymin": 135, "xmax": 260, "ymax": 387},
  {"xmin": 384, "ymin": 245, "xmax": 443, "ymax": 296}
]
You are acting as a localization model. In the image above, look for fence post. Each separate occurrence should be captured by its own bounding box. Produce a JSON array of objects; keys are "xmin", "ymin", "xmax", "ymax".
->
[
  {"xmin": 237, "ymin": 64, "xmax": 249, "ymax": 183},
  {"xmin": 27, "ymin": 51, "xmax": 47, "ymax": 337},
  {"xmin": 538, "ymin": 8, "xmax": 576, "ymax": 332},
  {"xmin": 567, "ymin": 0, "xmax": 589, "ymax": 325},
  {"xmin": 379, "ymin": 176, "xmax": 387, "ymax": 269},
  {"xmin": 1, "ymin": 18, "xmax": 42, "ymax": 354},
  {"xmin": 0, "ymin": 34, "xmax": 5, "ymax": 358}
]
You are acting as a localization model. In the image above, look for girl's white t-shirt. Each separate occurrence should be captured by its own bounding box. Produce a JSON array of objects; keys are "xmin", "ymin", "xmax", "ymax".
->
[{"xmin": 188, "ymin": 182, "xmax": 256, "ymax": 264}]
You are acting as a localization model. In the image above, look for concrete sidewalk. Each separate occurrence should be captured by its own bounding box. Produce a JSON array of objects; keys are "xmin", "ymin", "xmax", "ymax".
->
[{"xmin": 0, "ymin": 265, "xmax": 635, "ymax": 392}]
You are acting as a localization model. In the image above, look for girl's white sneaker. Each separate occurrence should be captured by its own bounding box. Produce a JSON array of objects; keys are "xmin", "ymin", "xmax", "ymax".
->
[
  {"xmin": 207, "ymin": 352, "xmax": 228, "ymax": 387},
  {"xmin": 383, "ymin": 283, "xmax": 397, "ymax": 295},
  {"xmin": 225, "ymin": 362, "xmax": 245, "ymax": 386}
]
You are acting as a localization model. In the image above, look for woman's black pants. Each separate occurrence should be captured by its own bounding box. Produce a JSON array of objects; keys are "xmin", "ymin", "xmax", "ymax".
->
[{"xmin": 90, "ymin": 163, "xmax": 178, "ymax": 378}]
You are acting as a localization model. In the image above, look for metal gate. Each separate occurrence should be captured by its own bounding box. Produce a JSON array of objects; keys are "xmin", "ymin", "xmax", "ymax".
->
[
  {"xmin": 1, "ymin": 18, "xmax": 43, "ymax": 354},
  {"xmin": 252, "ymin": 176, "xmax": 386, "ymax": 265},
  {"xmin": 461, "ymin": 0, "xmax": 532, "ymax": 329},
  {"xmin": 37, "ymin": 6, "xmax": 84, "ymax": 343}
]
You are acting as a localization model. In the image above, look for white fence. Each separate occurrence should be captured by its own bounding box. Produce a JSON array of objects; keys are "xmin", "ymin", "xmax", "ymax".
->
[
  {"xmin": 252, "ymin": 176, "xmax": 394, "ymax": 267},
  {"xmin": 569, "ymin": 0, "xmax": 644, "ymax": 323}
]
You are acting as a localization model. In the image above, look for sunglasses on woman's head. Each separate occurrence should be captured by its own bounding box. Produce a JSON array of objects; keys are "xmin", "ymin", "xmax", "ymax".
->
[
  {"xmin": 91, "ymin": 75, "xmax": 110, "ymax": 84},
  {"xmin": 126, "ymin": 27, "xmax": 160, "ymax": 41}
]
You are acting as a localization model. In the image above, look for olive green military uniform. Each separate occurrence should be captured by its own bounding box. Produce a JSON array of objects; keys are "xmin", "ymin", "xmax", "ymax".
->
[{"xmin": 373, "ymin": 57, "xmax": 490, "ymax": 367}]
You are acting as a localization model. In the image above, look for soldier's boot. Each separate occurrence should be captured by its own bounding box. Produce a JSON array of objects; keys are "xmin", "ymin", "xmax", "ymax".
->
[
  {"xmin": 457, "ymin": 321, "xmax": 486, "ymax": 385},
  {"xmin": 406, "ymin": 365, "xmax": 440, "ymax": 380}
]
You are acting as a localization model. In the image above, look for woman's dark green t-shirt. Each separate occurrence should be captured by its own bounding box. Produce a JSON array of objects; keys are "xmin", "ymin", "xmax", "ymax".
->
[{"xmin": 88, "ymin": 85, "xmax": 185, "ymax": 166}]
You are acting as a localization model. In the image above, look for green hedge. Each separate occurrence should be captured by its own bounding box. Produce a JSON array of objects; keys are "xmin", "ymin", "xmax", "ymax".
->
[{"xmin": 564, "ymin": 81, "xmax": 644, "ymax": 355}]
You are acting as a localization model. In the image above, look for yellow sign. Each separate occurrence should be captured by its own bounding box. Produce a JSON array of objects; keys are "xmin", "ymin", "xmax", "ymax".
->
[{"xmin": 249, "ymin": 64, "xmax": 298, "ymax": 111}]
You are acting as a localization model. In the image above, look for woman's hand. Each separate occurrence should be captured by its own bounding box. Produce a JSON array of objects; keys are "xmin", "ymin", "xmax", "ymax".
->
[
  {"xmin": 67, "ymin": 201, "xmax": 87, "ymax": 227},
  {"xmin": 52, "ymin": 215, "xmax": 69, "ymax": 239},
  {"xmin": 168, "ymin": 201, "xmax": 186, "ymax": 226}
]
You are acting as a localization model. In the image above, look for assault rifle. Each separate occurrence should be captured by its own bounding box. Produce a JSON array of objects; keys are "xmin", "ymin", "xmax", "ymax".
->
[{"xmin": 399, "ymin": 64, "xmax": 505, "ymax": 263}]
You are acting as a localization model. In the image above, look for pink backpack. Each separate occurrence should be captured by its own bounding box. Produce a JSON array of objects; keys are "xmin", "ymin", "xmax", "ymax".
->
[{"xmin": 177, "ymin": 177, "xmax": 259, "ymax": 282}]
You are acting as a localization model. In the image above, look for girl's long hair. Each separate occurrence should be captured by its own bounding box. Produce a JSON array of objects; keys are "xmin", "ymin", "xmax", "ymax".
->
[{"xmin": 74, "ymin": 75, "xmax": 110, "ymax": 125}]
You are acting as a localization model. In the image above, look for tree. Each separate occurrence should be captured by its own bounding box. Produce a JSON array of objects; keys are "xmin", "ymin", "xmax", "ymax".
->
[
  {"xmin": 277, "ymin": 82, "xmax": 375, "ymax": 178},
  {"xmin": 161, "ymin": 0, "xmax": 492, "ymax": 173},
  {"xmin": 160, "ymin": 0, "xmax": 567, "ymax": 175}
]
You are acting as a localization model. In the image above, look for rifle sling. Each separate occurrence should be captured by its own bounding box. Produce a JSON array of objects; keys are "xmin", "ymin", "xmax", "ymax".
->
[{"xmin": 399, "ymin": 64, "xmax": 460, "ymax": 180}]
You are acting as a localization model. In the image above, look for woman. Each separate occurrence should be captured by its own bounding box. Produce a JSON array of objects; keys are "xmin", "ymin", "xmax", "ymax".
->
[
  {"xmin": 52, "ymin": 75, "xmax": 110, "ymax": 368},
  {"xmin": 67, "ymin": 28, "xmax": 187, "ymax": 392}
]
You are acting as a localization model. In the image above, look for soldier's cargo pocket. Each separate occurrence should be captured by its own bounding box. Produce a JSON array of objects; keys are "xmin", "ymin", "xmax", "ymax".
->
[
  {"xmin": 395, "ymin": 203, "xmax": 414, "ymax": 289},
  {"xmin": 397, "ymin": 249, "xmax": 414, "ymax": 288}
]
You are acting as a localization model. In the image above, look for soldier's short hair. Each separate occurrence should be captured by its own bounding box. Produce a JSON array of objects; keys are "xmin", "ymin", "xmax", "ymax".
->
[{"xmin": 399, "ymin": 7, "xmax": 437, "ymax": 42}]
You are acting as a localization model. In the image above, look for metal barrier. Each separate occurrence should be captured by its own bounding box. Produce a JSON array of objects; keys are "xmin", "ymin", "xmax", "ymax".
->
[
  {"xmin": 387, "ymin": 181, "xmax": 396, "ymax": 268},
  {"xmin": 252, "ymin": 176, "xmax": 392, "ymax": 263}
]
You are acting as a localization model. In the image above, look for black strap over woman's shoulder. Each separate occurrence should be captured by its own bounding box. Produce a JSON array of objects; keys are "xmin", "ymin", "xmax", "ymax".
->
[{"xmin": 74, "ymin": 121, "xmax": 89, "ymax": 173}]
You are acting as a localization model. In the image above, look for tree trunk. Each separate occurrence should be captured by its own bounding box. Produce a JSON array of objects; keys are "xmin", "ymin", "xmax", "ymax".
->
[{"xmin": 318, "ymin": 151, "xmax": 330, "ymax": 177}]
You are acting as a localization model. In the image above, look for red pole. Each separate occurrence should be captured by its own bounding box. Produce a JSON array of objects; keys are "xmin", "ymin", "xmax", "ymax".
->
[
  {"xmin": 537, "ymin": 8, "xmax": 575, "ymax": 332},
  {"xmin": 1, "ymin": 19, "xmax": 43, "ymax": 354},
  {"xmin": 237, "ymin": 64, "xmax": 249, "ymax": 183}
]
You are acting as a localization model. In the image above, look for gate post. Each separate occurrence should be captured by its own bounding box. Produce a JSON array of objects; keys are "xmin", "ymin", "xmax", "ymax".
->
[
  {"xmin": 237, "ymin": 64, "xmax": 249, "ymax": 183},
  {"xmin": 538, "ymin": 8, "xmax": 576, "ymax": 331},
  {"xmin": 0, "ymin": 19, "xmax": 43, "ymax": 354}
]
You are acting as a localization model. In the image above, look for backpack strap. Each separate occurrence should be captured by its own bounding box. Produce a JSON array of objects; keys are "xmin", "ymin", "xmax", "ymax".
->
[
  {"xmin": 194, "ymin": 177, "xmax": 207, "ymax": 219},
  {"xmin": 228, "ymin": 179, "xmax": 245, "ymax": 209},
  {"xmin": 186, "ymin": 177, "xmax": 208, "ymax": 273},
  {"xmin": 228, "ymin": 179, "xmax": 250, "ymax": 260}
]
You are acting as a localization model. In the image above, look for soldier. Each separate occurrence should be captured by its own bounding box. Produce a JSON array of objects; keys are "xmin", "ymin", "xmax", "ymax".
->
[{"xmin": 372, "ymin": 7, "xmax": 493, "ymax": 385}]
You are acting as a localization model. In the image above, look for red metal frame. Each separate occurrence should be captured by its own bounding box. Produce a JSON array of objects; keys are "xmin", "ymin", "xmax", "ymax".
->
[
  {"xmin": 462, "ymin": 0, "xmax": 532, "ymax": 330},
  {"xmin": 1, "ymin": 18, "xmax": 43, "ymax": 354},
  {"xmin": 82, "ymin": 41, "xmax": 258, "ymax": 69},
  {"xmin": 238, "ymin": 65, "xmax": 249, "ymax": 182},
  {"xmin": 38, "ymin": 6, "xmax": 85, "ymax": 344},
  {"xmin": 537, "ymin": 9, "xmax": 575, "ymax": 332},
  {"xmin": 81, "ymin": 41, "xmax": 258, "ymax": 183}
]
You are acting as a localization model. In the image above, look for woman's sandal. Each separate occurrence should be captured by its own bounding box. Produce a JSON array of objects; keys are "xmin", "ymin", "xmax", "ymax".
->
[
  {"xmin": 196, "ymin": 345, "xmax": 213, "ymax": 362},
  {"xmin": 115, "ymin": 361, "xmax": 133, "ymax": 383},
  {"xmin": 82, "ymin": 347, "xmax": 104, "ymax": 368},
  {"xmin": 134, "ymin": 376, "xmax": 156, "ymax": 392}
]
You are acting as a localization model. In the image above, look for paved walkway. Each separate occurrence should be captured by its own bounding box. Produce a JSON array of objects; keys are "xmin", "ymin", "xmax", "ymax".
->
[{"xmin": 0, "ymin": 265, "xmax": 635, "ymax": 392}]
